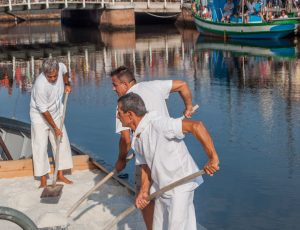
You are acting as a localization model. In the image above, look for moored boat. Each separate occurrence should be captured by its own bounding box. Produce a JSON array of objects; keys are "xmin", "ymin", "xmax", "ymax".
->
[
  {"xmin": 192, "ymin": 0, "xmax": 299, "ymax": 39},
  {"xmin": 0, "ymin": 116, "xmax": 144, "ymax": 230}
]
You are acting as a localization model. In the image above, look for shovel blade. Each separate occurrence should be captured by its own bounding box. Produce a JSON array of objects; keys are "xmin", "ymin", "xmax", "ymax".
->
[{"xmin": 40, "ymin": 184, "xmax": 64, "ymax": 203}]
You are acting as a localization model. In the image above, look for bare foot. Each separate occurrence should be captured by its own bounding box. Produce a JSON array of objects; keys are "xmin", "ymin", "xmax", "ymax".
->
[
  {"xmin": 57, "ymin": 175, "xmax": 73, "ymax": 184},
  {"xmin": 39, "ymin": 175, "xmax": 47, "ymax": 188}
]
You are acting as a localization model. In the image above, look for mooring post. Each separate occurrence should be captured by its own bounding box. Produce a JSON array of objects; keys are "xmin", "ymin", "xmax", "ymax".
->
[
  {"xmin": 165, "ymin": 38, "xmax": 168, "ymax": 62},
  {"xmin": 83, "ymin": 0, "xmax": 86, "ymax": 8},
  {"xmin": 180, "ymin": 0, "xmax": 183, "ymax": 8},
  {"xmin": 64, "ymin": 0, "xmax": 68, "ymax": 8},
  {"xmin": 131, "ymin": 0, "xmax": 133, "ymax": 5},
  {"xmin": 164, "ymin": 0, "xmax": 167, "ymax": 9},
  {"xmin": 12, "ymin": 56, "xmax": 16, "ymax": 80},
  {"xmin": 147, "ymin": 0, "xmax": 150, "ymax": 8},
  {"xmin": 27, "ymin": 0, "xmax": 31, "ymax": 10},
  {"xmin": 181, "ymin": 41, "xmax": 184, "ymax": 62},
  {"xmin": 46, "ymin": 0, "xmax": 49, "ymax": 9},
  {"xmin": 67, "ymin": 51, "xmax": 71, "ymax": 75},
  {"xmin": 112, "ymin": 0, "xmax": 115, "ymax": 6},
  {"xmin": 149, "ymin": 45, "xmax": 152, "ymax": 67},
  {"xmin": 85, "ymin": 49, "xmax": 89, "ymax": 73},
  {"xmin": 31, "ymin": 56, "xmax": 34, "ymax": 79},
  {"xmin": 101, "ymin": 0, "xmax": 104, "ymax": 8},
  {"xmin": 103, "ymin": 48, "xmax": 107, "ymax": 71},
  {"xmin": 8, "ymin": 0, "xmax": 12, "ymax": 11}
]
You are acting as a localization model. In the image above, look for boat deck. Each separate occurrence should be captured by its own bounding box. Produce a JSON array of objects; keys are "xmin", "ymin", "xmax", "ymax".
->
[{"xmin": 0, "ymin": 169, "xmax": 145, "ymax": 230}]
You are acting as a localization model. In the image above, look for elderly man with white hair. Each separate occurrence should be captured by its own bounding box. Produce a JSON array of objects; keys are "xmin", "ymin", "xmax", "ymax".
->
[{"xmin": 30, "ymin": 58, "xmax": 73, "ymax": 188}]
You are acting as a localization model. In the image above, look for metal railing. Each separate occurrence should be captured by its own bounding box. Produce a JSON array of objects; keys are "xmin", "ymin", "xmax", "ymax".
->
[{"xmin": 0, "ymin": 0, "xmax": 186, "ymax": 11}]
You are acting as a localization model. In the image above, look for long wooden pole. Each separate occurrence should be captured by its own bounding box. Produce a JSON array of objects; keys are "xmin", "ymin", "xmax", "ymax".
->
[
  {"xmin": 67, "ymin": 153, "xmax": 134, "ymax": 217},
  {"xmin": 104, "ymin": 170, "xmax": 206, "ymax": 230}
]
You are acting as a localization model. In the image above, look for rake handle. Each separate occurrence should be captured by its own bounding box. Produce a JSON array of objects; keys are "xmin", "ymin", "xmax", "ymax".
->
[
  {"xmin": 104, "ymin": 170, "xmax": 205, "ymax": 230},
  {"xmin": 67, "ymin": 153, "xmax": 134, "ymax": 217},
  {"xmin": 179, "ymin": 104, "xmax": 199, "ymax": 120}
]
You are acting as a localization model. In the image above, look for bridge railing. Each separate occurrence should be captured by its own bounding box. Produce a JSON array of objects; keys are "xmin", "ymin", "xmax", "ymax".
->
[{"xmin": 0, "ymin": 0, "xmax": 190, "ymax": 10}]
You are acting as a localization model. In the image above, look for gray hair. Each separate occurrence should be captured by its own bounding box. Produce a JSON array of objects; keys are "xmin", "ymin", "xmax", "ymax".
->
[
  {"xmin": 118, "ymin": 93, "xmax": 147, "ymax": 116},
  {"xmin": 42, "ymin": 58, "xmax": 59, "ymax": 75}
]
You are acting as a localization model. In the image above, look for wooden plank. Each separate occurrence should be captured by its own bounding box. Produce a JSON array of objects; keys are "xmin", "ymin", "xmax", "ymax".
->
[{"xmin": 0, "ymin": 155, "xmax": 96, "ymax": 178}]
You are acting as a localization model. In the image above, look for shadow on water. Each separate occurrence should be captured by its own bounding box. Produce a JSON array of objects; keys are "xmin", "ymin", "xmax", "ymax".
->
[{"xmin": 0, "ymin": 21, "xmax": 300, "ymax": 230}]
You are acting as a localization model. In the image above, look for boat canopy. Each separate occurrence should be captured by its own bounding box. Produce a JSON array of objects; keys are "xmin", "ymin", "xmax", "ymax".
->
[{"xmin": 199, "ymin": 0, "xmax": 240, "ymax": 22}]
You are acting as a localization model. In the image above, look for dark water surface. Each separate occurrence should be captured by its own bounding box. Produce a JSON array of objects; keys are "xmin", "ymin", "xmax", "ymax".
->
[{"xmin": 0, "ymin": 21, "xmax": 300, "ymax": 230}]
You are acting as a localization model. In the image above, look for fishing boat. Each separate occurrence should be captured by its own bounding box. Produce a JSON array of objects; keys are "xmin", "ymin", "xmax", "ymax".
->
[
  {"xmin": 192, "ymin": 0, "xmax": 299, "ymax": 39},
  {"xmin": 0, "ymin": 117, "xmax": 144, "ymax": 230}
]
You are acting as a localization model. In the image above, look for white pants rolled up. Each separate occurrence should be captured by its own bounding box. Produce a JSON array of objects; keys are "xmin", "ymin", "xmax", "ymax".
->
[{"xmin": 31, "ymin": 118, "xmax": 73, "ymax": 177}]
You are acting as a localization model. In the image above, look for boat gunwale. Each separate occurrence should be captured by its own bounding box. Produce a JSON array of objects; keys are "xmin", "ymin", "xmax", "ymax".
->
[{"xmin": 191, "ymin": 11, "xmax": 299, "ymax": 27}]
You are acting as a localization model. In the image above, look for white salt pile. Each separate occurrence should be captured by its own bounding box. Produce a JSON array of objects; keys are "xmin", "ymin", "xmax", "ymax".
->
[{"xmin": 0, "ymin": 169, "xmax": 145, "ymax": 230}]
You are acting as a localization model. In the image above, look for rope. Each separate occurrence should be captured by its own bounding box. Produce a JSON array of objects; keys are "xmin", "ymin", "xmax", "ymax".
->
[{"xmin": 144, "ymin": 11, "xmax": 179, "ymax": 18}]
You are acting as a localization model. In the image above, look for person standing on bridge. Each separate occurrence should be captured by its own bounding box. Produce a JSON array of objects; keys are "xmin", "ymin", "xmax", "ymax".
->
[
  {"xmin": 30, "ymin": 58, "xmax": 73, "ymax": 188},
  {"xmin": 117, "ymin": 93, "xmax": 220, "ymax": 230},
  {"xmin": 110, "ymin": 66, "xmax": 195, "ymax": 229}
]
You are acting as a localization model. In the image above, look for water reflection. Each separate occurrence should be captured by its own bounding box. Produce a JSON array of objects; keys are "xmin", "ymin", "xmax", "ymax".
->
[{"xmin": 0, "ymin": 21, "xmax": 300, "ymax": 230}]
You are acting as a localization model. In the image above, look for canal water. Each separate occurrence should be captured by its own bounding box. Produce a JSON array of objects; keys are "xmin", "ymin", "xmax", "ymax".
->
[{"xmin": 0, "ymin": 21, "xmax": 299, "ymax": 230}]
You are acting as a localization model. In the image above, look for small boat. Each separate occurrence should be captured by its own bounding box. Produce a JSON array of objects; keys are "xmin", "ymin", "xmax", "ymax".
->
[
  {"xmin": 192, "ymin": 0, "xmax": 299, "ymax": 39},
  {"xmin": 0, "ymin": 117, "xmax": 143, "ymax": 230}
]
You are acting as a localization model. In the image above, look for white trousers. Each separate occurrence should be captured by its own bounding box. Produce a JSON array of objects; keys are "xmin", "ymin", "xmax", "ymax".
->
[
  {"xmin": 153, "ymin": 190, "xmax": 197, "ymax": 230},
  {"xmin": 31, "ymin": 119, "xmax": 73, "ymax": 177}
]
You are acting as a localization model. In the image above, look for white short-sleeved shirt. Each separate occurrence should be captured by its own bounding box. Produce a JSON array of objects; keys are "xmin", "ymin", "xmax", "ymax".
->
[
  {"xmin": 30, "ymin": 63, "xmax": 67, "ymax": 124},
  {"xmin": 132, "ymin": 112, "xmax": 203, "ymax": 194},
  {"xmin": 115, "ymin": 80, "xmax": 172, "ymax": 134}
]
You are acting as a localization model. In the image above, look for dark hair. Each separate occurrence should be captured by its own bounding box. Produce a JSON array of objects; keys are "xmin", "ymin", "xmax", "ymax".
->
[
  {"xmin": 118, "ymin": 93, "xmax": 147, "ymax": 116},
  {"xmin": 110, "ymin": 66, "xmax": 136, "ymax": 84}
]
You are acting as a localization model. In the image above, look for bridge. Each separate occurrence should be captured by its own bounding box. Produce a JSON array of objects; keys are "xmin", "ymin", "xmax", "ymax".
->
[
  {"xmin": 0, "ymin": 0, "xmax": 193, "ymax": 29},
  {"xmin": 0, "ymin": 0, "xmax": 188, "ymax": 13}
]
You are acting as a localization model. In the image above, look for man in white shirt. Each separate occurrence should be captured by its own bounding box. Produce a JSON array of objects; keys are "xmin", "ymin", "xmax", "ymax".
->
[
  {"xmin": 111, "ymin": 66, "xmax": 194, "ymax": 230},
  {"xmin": 117, "ymin": 93, "xmax": 220, "ymax": 230},
  {"xmin": 30, "ymin": 58, "xmax": 73, "ymax": 188}
]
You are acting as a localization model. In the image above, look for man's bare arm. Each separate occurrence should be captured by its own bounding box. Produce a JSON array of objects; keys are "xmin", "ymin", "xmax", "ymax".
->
[
  {"xmin": 136, "ymin": 164, "xmax": 151, "ymax": 209},
  {"xmin": 182, "ymin": 120, "xmax": 220, "ymax": 175},
  {"xmin": 171, "ymin": 80, "xmax": 193, "ymax": 118},
  {"xmin": 115, "ymin": 129, "xmax": 131, "ymax": 172},
  {"xmin": 41, "ymin": 111, "xmax": 62, "ymax": 137}
]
